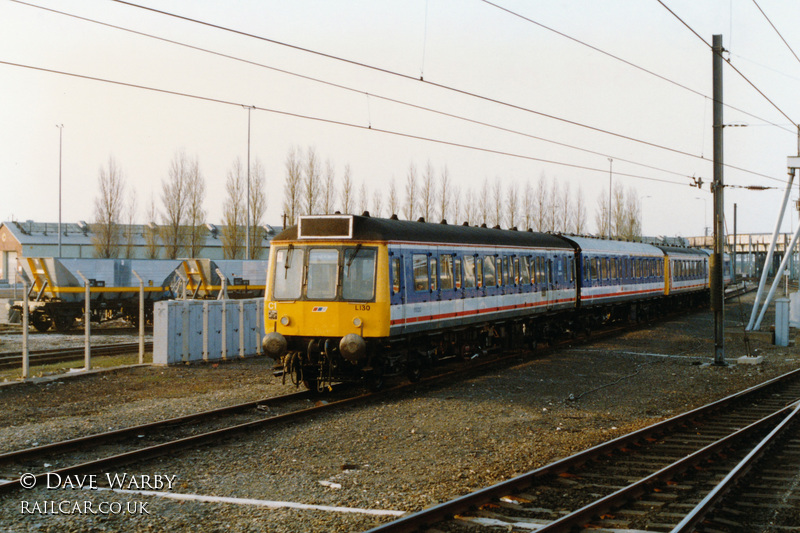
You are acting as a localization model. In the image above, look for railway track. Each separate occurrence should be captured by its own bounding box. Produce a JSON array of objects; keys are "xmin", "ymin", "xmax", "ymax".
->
[
  {"xmin": 0, "ymin": 388, "xmax": 357, "ymax": 494},
  {"xmin": 365, "ymin": 368, "xmax": 800, "ymax": 533},
  {"xmin": 0, "ymin": 342, "xmax": 153, "ymax": 370},
  {"xmin": 0, "ymin": 310, "xmax": 657, "ymax": 497}
]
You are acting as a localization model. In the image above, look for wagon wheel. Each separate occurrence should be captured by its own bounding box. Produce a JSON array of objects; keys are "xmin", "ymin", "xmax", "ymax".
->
[
  {"xmin": 52, "ymin": 312, "xmax": 76, "ymax": 332},
  {"xmin": 30, "ymin": 310, "xmax": 52, "ymax": 332}
]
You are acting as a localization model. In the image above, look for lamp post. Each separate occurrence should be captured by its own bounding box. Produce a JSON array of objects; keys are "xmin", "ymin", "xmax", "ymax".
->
[
  {"xmin": 56, "ymin": 124, "xmax": 64, "ymax": 257},
  {"xmin": 243, "ymin": 106, "xmax": 253, "ymax": 260},
  {"xmin": 607, "ymin": 158, "xmax": 613, "ymax": 238}
]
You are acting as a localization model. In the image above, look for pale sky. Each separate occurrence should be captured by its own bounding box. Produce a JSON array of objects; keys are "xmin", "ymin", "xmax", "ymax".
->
[{"xmin": 2, "ymin": 0, "xmax": 799, "ymax": 238}]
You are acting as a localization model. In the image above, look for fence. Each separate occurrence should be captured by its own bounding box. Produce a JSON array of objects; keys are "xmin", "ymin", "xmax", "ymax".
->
[{"xmin": 153, "ymin": 298, "xmax": 265, "ymax": 365}]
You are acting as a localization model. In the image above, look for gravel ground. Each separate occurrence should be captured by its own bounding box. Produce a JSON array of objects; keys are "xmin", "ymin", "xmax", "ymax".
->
[{"xmin": 1, "ymin": 291, "xmax": 799, "ymax": 532}]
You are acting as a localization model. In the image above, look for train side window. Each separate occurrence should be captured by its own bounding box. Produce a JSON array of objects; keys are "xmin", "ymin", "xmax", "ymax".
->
[
  {"xmin": 588, "ymin": 257, "xmax": 596, "ymax": 281},
  {"xmin": 440, "ymin": 255, "xmax": 454, "ymax": 290},
  {"xmin": 463, "ymin": 256, "xmax": 476, "ymax": 288},
  {"xmin": 430, "ymin": 257, "xmax": 438, "ymax": 291},
  {"xmin": 600, "ymin": 258, "xmax": 607, "ymax": 281},
  {"xmin": 520, "ymin": 257, "xmax": 531, "ymax": 285},
  {"xmin": 610, "ymin": 258, "xmax": 617, "ymax": 280},
  {"xmin": 391, "ymin": 257, "xmax": 401, "ymax": 294},
  {"xmin": 454, "ymin": 258, "xmax": 462, "ymax": 289},
  {"xmin": 413, "ymin": 254, "xmax": 429, "ymax": 291},
  {"xmin": 483, "ymin": 256, "xmax": 497, "ymax": 287},
  {"xmin": 476, "ymin": 257, "xmax": 484, "ymax": 288}
]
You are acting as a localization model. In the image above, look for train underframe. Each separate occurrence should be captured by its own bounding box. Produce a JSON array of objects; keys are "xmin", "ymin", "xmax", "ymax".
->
[
  {"xmin": 13, "ymin": 300, "xmax": 155, "ymax": 332},
  {"xmin": 276, "ymin": 290, "xmax": 710, "ymax": 392}
]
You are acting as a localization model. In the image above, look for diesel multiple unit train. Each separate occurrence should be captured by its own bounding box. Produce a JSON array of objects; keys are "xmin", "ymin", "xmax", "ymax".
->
[{"xmin": 262, "ymin": 214, "xmax": 727, "ymax": 391}]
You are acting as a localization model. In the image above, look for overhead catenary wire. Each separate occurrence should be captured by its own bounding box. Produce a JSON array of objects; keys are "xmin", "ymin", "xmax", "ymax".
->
[
  {"xmin": 7, "ymin": 0, "xmax": 700, "ymax": 185},
  {"xmin": 0, "ymin": 58, "xmax": 698, "ymax": 189},
  {"xmin": 656, "ymin": 0, "xmax": 798, "ymax": 130},
  {"xmin": 750, "ymin": 0, "xmax": 800, "ymax": 68},
  {"xmin": 480, "ymin": 0, "xmax": 795, "ymax": 137},
  {"xmin": 103, "ymin": 0, "xmax": 770, "ymax": 178},
  {"xmin": 11, "ymin": 0, "xmax": 790, "ymax": 187}
]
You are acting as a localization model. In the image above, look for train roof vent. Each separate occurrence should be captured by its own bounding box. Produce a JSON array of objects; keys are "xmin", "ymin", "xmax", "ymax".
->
[
  {"xmin": 390, "ymin": 214, "xmax": 399, "ymax": 220},
  {"xmin": 417, "ymin": 217, "xmax": 425, "ymax": 223},
  {"xmin": 298, "ymin": 215, "xmax": 354, "ymax": 239}
]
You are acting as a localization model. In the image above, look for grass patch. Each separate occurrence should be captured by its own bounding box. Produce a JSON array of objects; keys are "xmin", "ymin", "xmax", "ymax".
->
[{"xmin": 0, "ymin": 352, "xmax": 153, "ymax": 382}]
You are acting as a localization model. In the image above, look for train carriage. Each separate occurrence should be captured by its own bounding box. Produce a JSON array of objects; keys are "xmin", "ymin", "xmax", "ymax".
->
[{"xmin": 263, "ymin": 214, "xmax": 578, "ymax": 389}]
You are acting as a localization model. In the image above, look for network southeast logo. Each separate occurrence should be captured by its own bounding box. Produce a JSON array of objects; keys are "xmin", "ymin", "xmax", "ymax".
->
[{"xmin": 311, "ymin": 307, "xmax": 328, "ymax": 312}]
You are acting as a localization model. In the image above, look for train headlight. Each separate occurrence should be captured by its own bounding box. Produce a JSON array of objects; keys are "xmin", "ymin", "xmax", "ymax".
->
[
  {"xmin": 280, "ymin": 315, "xmax": 291, "ymax": 326},
  {"xmin": 339, "ymin": 333, "xmax": 366, "ymax": 363},
  {"xmin": 353, "ymin": 317, "xmax": 363, "ymax": 328}
]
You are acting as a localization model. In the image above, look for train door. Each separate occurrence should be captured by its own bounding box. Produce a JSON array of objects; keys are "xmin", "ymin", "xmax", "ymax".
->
[
  {"xmin": 389, "ymin": 251, "xmax": 405, "ymax": 333},
  {"xmin": 545, "ymin": 256, "xmax": 554, "ymax": 311}
]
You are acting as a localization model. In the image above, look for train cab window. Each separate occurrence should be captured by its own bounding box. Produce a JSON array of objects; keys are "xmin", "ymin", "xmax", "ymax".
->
[
  {"xmin": 520, "ymin": 257, "xmax": 531, "ymax": 285},
  {"xmin": 391, "ymin": 258, "xmax": 401, "ymax": 295},
  {"xmin": 430, "ymin": 258, "xmax": 438, "ymax": 291},
  {"xmin": 307, "ymin": 249, "xmax": 339, "ymax": 300},
  {"xmin": 440, "ymin": 255, "xmax": 454, "ymax": 290},
  {"xmin": 273, "ymin": 247, "xmax": 305, "ymax": 300},
  {"xmin": 342, "ymin": 247, "xmax": 376, "ymax": 301},
  {"xmin": 483, "ymin": 256, "xmax": 497, "ymax": 287},
  {"xmin": 463, "ymin": 256, "xmax": 476, "ymax": 288},
  {"xmin": 413, "ymin": 254, "xmax": 429, "ymax": 291},
  {"xmin": 454, "ymin": 258, "xmax": 462, "ymax": 289}
]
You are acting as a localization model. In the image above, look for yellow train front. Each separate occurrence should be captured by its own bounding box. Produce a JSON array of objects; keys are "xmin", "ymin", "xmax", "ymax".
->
[{"xmin": 262, "ymin": 215, "xmax": 391, "ymax": 390}]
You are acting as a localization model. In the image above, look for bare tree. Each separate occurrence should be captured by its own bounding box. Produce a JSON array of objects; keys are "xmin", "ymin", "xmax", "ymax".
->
[
  {"xmin": 491, "ymin": 178, "xmax": 503, "ymax": 227},
  {"xmin": 533, "ymin": 173, "xmax": 548, "ymax": 231},
  {"xmin": 160, "ymin": 150, "xmax": 195, "ymax": 259},
  {"xmin": 463, "ymin": 187, "xmax": 475, "ymax": 226},
  {"xmin": 301, "ymin": 146, "xmax": 321, "ymax": 216},
  {"xmin": 420, "ymin": 160, "xmax": 435, "ymax": 221},
  {"xmin": 404, "ymin": 163, "xmax": 418, "ymax": 220},
  {"xmin": 572, "ymin": 185, "xmax": 588, "ymax": 235},
  {"xmin": 438, "ymin": 165, "xmax": 450, "ymax": 223},
  {"xmin": 92, "ymin": 156, "xmax": 125, "ymax": 258},
  {"xmin": 479, "ymin": 179, "xmax": 490, "ymax": 226},
  {"xmin": 548, "ymin": 176, "xmax": 560, "ymax": 232},
  {"xmin": 559, "ymin": 181, "xmax": 572, "ymax": 234},
  {"xmin": 186, "ymin": 156, "xmax": 207, "ymax": 257},
  {"xmin": 122, "ymin": 189, "xmax": 137, "ymax": 259},
  {"xmin": 371, "ymin": 188, "xmax": 383, "ymax": 218},
  {"xmin": 321, "ymin": 159, "xmax": 336, "ymax": 214},
  {"xmin": 340, "ymin": 163, "xmax": 354, "ymax": 214},
  {"xmin": 506, "ymin": 180, "xmax": 519, "ymax": 229},
  {"xmin": 222, "ymin": 158, "xmax": 246, "ymax": 259},
  {"xmin": 451, "ymin": 185, "xmax": 462, "ymax": 225},
  {"xmin": 358, "ymin": 180, "xmax": 369, "ymax": 214},
  {"xmin": 248, "ymin": 157, "xmax": 268, "ymax": 258},
  {"xmin": 387, "ymin": 177, "xmax": 399, "ymax": 217},
  {"xmin": 522, "ymin": 180, "xmax": 534, "ymax": 231},
  {"xmin": 144, "ymin": 194, "xmax": 160, "ymax": 259},
  {"xmin": 283, "ymin": 146, "xmax": 302, "ymax": 227}
]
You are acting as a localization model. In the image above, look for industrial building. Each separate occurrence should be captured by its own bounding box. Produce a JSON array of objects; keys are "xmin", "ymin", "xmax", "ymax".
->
[{"xmin": 0, "ymin": 220, "xmax": 280, "ymax": 285}]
